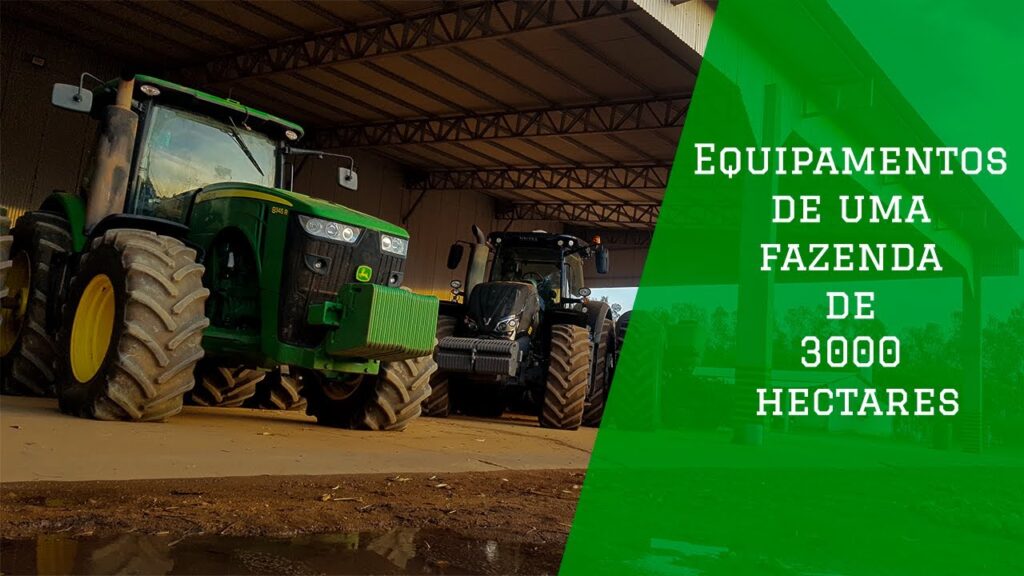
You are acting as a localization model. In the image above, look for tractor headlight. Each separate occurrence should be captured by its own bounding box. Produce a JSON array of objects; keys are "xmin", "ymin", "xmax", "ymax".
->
[
  {"xmin": 380, "ymin": 233, "xmax": 408, "ymax": 257},
  {"xmin": 494, "ymin": 315, "xmax": 519, "ymax": 335},
  {"xmin": 299, "ymin": 215, "xmax": 360, "ymax": 244}
]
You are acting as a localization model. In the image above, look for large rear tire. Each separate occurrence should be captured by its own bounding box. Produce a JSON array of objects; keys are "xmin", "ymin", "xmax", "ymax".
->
[
  {"xmin": 56, "ymin": 229, "xmax": 210, "ymax": 422},
  {"xmin": 249, "ymin": 366, "xmax": 307, "ymax": 411},
  {"xmin": 0, "ymin": 212, "xmax": 72, "ymax": 397},
  {"xmin": 305, "ymin": 356, "xmax": 436, "ymax": 431},
  {"xmin": 583, "ymin": 315, "xmax": 614, "ymax": 427},
  {"xmin": 422, "ymin": 315, "xmax": 456, "ymax": 417},
  {"xmin": 189, "ymin": 363, "xmax": 264, "ymax": 408},
  {"xmin": 539, "ymin": 324, "xmax": 591, "ymax": 430}
]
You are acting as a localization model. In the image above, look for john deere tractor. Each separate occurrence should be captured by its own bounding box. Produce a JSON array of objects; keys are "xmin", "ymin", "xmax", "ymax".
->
[
  {"xmin": 424, "ymin": 227, "xmax": 615, "ymax": 430},
  {"xmin": 0, "ymin": 74, "xmax": 438, "ymax": 430}
]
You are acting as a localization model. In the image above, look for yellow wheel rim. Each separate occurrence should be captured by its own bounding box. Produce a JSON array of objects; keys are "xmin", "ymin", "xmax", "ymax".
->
[
  {"xmin": 0, "ymin": 251, "xmax": 31, "ymax": 357},
  {"xmin": 70, "ymin": 274, "xmax": 116, "ymax": 383}
]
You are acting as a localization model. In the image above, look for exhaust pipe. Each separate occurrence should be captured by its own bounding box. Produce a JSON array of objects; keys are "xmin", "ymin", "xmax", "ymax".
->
[
  {"xmin": 465, "ymin": 224, "xmax": 489, "ymax": 296},
  {"xmin": 85, "ymin": 75, "xmax": 138, "ymax": 229}
]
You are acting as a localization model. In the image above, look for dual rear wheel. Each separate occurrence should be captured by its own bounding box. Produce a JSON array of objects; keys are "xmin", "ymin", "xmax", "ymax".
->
[{"xmin": 0, "ymin": 212, "xmax": 72, "ymax": 397}]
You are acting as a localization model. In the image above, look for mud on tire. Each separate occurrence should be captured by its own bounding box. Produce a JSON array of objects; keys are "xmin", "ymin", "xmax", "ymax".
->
[
  {"xmin": 57, "ymin": 229, "xmax": 210, "ymax": 421},
  {"xmin": 422, "ymin": 315, "xmax": 456, "ymax": 418},
  {"xmin": 305, "ymin": 355, "xmax": 436, "ymax": 431},
  {"xmin": 0, "ymin": 212, "xmax": 72, "ymax": 397},
  {"xmin": 190, "ymin": 363, "xmax": 265, "ymax": 408},
  {"xmin": 540, "ymin": 324, "xmax": 591, "ymax": 430}
]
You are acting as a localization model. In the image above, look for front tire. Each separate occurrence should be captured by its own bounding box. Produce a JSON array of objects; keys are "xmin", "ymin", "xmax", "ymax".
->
[
  {"xmin": 539, "ymin": 324, "xmax": 591, "ymax": 430},
  {"xmin": 57, "ymin": 230, "xmax": 210, "ymax": 422},
  {"xmin": 189, "ymin": 363, "xmax": 264, "ymax": 408},
  {"xmin": 422, "ymin": 315, "xmax": 456, "ymax": 417},
  {"xmin": 0, "ymin": 212, "xmax": 72, "ymax": 397},
  {"xmin": 305, "ymin": 356, "xmax": 436, "ymax": 431}
]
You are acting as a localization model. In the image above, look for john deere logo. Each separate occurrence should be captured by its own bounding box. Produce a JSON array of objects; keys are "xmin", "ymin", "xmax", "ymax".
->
[{"xmin": 355, "ymin": 265, "xmax": 373, "ymax": 282}]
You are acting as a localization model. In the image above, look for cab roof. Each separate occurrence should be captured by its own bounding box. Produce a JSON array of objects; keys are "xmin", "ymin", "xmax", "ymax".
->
[
  {"xmin": 489, "ymin": 231, "xmax": 590, "ymax": 250},
  {"xmin": 97, "ymin": 75, "xmax": 304, "ymax": 140}
]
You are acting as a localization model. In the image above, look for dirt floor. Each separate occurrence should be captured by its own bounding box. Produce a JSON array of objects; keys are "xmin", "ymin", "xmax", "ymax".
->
[
  {"xmin": 0, "ymin": 470, "xmax": 584, "ymax": 541},
  {"xmin": 0, "ymin": 397, "xmax": 596, "ymax": 482},
  {"xmin": 0, "ymin": 470, "xmax": 582, "ymax": 574},
  {"xmin": 0, "ymin": 397, "xmax": 594, "ymax": 574}
]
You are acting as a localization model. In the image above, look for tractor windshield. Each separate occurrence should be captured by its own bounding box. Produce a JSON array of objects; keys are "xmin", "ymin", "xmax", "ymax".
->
[
  {"xmin": 490, "ymin": 246, "xmax": 569, "ymax": 301},
  {"xmin": 131, "ymin": 105, "xmax": 277, "ymax": 221}
]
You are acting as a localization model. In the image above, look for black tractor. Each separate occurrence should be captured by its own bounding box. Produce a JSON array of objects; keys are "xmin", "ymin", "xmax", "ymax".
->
[{"xmin": 424, "ymin": 227, "xmax": 615, "ymax": 430}]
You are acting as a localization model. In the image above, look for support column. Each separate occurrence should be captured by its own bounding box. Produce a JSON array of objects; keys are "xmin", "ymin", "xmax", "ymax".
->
[
  {"xmin": 732, "ymin": 84, "xmax": 779, "ymax": 445},
  {"xmin": 958, "ymin": 269, "xmax": 983, "ymax": 453}
]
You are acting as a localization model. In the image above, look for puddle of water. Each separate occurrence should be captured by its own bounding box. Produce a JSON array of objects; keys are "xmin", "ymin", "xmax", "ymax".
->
[{"xmin": 0, "ymin": 528, "xmax": 557, "ymax": 575}]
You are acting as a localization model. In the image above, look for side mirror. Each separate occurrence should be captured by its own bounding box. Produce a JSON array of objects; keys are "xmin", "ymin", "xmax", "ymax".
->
[
  {"xmin": 338, "ymin": 167, "xmax": 358, "ymax": 191},
  {"xmin": 595, "ymin": 246, "xmax": 610, "ymax": 274},
  {"xmin": 52, "ymin": 83, "xmax": 92, "ymax": 113},
  {"xmin": 447, "ymin": 244, "xmax": 465, "ymax": 270}
]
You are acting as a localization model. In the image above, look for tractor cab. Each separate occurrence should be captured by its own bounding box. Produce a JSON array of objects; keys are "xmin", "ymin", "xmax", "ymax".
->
[
  {"xmin": 54, "ymin": 75, "xmax": 357, "ymax": 226},
  {"xmin": 488, "ymin": 231, "xmax": 603, "ymax": 307}
]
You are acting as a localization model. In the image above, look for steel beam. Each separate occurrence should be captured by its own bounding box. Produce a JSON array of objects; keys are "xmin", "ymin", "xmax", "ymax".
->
[
  {"xmin": 407, "ymin": 164, "xmax": 671, "ymax": 191},
  {"xmin": 495, "ymin": 203, "xmax": 660, "ymax": 226},
  {"xmin": 312, "ymin": 96, "xmax": 689, "ymax": 148},
  {"xmin": 179, "ymin": 0, "xmax": 635, "ymax": 86},
  {"xmin": 565, "ymin": 226, "xmax": 655, "ymax": 246}
]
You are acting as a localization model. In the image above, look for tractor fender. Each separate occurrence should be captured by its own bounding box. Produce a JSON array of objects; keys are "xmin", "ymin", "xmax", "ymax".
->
[
  {"xmin": 89, "ymin": 214, "xmax": 207, "ymax": 264},
  {"xmin": 586, "ymin": 300, "xmax": 616, "ymax": 344},
  {"xmin": 40, "ymin": 193, "xmax": 88, "ymax": 252},
  {"xmin": 546, "ymin": 309, "xmax": 588, "ymax": 329}
]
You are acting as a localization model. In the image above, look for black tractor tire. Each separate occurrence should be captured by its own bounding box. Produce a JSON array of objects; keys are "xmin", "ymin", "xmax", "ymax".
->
[
  {"xmin": 615, "ymin": 310, "xmax": 632, "ymax": 359},
  {"xmin": 56, "ymin": 229, "xmax": 210, "ymax": 422},
  {"xmin": 539, "ymin": 324, "xmax": 591, "ymax": 430},
  {"xmin": 189, "ymin": 363, "xmax": 265, "ymax": 408},
  {"xmin": 249, "ymin": 367, "xmax": 307, "ymax": 411},
  {"xmin": 422, "ymin": 315, "xmax": 456, "ymax": 417},
  {"xmin": 305, "ymin": 356, "xmax": 436, "ymax": 431},
  {"xmin": 0, "ymin": 211, "xmax": 72, "ymax": 397},
  {"xmin": 583, "ymin": 314, "xmax": 615, "ymax": 427}
]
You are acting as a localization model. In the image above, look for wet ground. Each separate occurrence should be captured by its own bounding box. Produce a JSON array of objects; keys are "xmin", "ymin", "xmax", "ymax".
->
[
  {"xmin": 2, "ymin": 528, "xmax": 558, "ymax": 575},
  {"xmin": 0, "ymin": 397, "xmax": 593, "ymax": 573},
  {"xmin": 1, "ymin": 469, "xmax": 582, "ymax": 575}
]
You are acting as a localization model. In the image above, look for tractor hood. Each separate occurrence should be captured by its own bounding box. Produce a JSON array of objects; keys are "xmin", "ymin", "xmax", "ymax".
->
[
  {"xmin": 466, "ymin": 281, "xmax": 541, "ymax": 337},
  {"xmin": 197, "ymin": 182, "xmax": 408, "ymax": 238}
]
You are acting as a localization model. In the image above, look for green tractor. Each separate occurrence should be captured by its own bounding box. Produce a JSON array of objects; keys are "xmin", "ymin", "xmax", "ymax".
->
[
  {"xmin": 0, "ymin": 74, "xmax": 438, "ymax": 430},
  {"xmin": 425, "ymin": 227, "xmax": 615, "ymax": 430}
]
